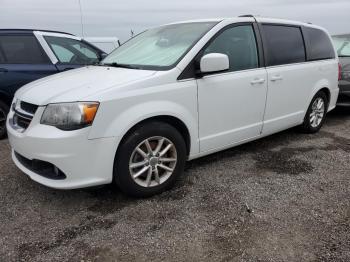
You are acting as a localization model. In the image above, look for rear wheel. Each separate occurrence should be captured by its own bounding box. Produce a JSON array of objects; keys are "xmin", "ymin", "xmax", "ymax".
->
[
  {"xmin": 300, "ymin": 91, "xmax": 328, "ymax": 134},
  {"xmin": 114, "ymin": 121, "xmax": 187, "ymax": 197},
  {"xmin": 0, "ymin": 100, "xmax": 9, "ymax": 139}
]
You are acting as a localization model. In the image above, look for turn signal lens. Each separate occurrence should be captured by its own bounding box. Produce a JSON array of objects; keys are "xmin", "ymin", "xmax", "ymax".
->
[{"xmin": 82, "ymin": 103, "xmax": 99, "ymax": 124}]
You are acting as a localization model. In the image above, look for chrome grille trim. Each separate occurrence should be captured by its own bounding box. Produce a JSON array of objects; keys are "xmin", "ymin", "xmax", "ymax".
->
[{"xmin": 10, "ymin": 100, "xmax": 38, "ymax": 132}]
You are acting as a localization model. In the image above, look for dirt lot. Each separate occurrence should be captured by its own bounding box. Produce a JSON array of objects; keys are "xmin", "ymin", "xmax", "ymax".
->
[{"xmin": 0, "ymin": 109, "xmax": 350, "ymax": 262}]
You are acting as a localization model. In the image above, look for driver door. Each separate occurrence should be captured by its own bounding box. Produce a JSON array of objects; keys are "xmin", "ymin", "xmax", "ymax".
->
[{"xmin": 197, "ymin": 24, "xmax": 268, "ymax": 152}]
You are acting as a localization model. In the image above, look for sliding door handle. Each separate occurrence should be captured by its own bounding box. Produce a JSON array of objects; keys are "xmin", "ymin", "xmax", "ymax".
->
[
  {"xmin": 270, "ymin": 75, "xmax": 283, "ymax": 82},
  {"xmin": 250, "ymin": 78, "xmax": 265, "ymax": 85}
]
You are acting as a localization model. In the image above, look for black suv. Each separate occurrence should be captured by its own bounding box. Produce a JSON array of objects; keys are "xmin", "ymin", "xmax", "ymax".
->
[
  {"xmin": 332, "ymin": 34, "xmax": 350, "ymax": 106},
  {"xmin": 0, "ymin": 29, "xmax": 106, "ymax": 138}
]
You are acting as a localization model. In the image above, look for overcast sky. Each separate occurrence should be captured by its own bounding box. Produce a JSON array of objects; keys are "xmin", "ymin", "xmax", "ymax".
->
[{"xmin": 0, "ymin": 0, "xmax": 349, "ymax": 41}]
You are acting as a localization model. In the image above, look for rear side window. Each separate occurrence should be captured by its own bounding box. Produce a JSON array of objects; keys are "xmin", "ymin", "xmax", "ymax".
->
[
  {"xmin": 304, "ymin": 27, "xmax": 335, "ymax": 60},
  {"xmin": 0, "ymin": 35, "xmax": 49, "ymax": 64},
  {"xmin": 262, "ymin": 25, "xmax": 306, "ymax": 66}
]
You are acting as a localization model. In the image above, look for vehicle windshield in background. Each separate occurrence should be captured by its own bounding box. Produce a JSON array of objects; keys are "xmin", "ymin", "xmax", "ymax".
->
[
  {"xmin": 102, "ymin": 22, "xmax": 217, "ymax": 70},
  {"xmin": 332, "ymin": 35, "xmax": 350, "ymax": 57},
  {"xmin": 44, "ymin": 36, "xmax": 100, "ymax": 64}
]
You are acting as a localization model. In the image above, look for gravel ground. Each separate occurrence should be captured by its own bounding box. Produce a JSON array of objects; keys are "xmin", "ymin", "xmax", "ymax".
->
[{"xmin": 0, "ymin": 109, "xmax": 350, "ymax": 262}]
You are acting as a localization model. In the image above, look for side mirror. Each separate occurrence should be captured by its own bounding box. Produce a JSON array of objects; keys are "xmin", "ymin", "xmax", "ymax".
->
[{"xmin": 200, "ymin": 53, "xmax": 229, "ymax": 74}]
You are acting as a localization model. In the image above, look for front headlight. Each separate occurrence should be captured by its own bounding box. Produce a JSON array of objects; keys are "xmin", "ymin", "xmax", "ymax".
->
[{"xmin": 41, "ymin": 102, "xmax": 99, "ymax": 131}]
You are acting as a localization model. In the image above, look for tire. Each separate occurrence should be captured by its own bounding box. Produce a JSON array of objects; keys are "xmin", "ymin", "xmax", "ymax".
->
[
  {"xmin": 0, "ymin": 100, "xmax": 9, "ymax": 139},
  {"xmin": 114, "ymin": 121, "xmax": 187, "ymax": 198},
  {"xmin": 300, "ymin": 91, "xmax": 328, "ymax": 134}
]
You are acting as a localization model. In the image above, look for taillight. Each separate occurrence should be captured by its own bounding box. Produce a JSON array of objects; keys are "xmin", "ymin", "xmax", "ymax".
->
[{"xmin": 338, "ymin": 63, "xmax": 342, "ymax": 81}]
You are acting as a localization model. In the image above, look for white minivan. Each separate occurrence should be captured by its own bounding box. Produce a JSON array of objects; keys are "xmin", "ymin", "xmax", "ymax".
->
[{"xmin": 7, "ymin": 17, "xmax": 339, "ymax": 197}]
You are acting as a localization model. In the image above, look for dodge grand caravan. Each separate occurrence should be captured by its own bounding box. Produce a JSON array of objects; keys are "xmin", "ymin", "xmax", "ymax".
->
[{"xmin": 7, "ymin": 17, "xmax": 339, "ymax": 197}]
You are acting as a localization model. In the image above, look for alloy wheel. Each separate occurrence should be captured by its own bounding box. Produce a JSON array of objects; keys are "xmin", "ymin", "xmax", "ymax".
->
[
  {"xmin": 310, "ymin": 97, "xmax": 325, "ymax": 128},
  {"xmin": 129, "ymin": 136, "xmax": 177, "ymax": 188}
]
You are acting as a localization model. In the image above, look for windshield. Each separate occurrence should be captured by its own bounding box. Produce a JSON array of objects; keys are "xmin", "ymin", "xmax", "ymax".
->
[
  {"xmin": 102, "ymin": 22, "xmax": 217, "ymax": 70},
  {"xmin": 332, "ymin": 35, "xmax": 350, "ymax": 57}
]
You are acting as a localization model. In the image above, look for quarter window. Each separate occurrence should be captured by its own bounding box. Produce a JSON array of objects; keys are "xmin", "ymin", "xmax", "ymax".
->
[
  {"xmin": 0, "ymin": 35, "xmax": 49, "ymax": 64},
  {"xmin": 262, "ymin": 25, "xmax": 306, "ymax": 66},
  {"xmin": 304, "ymin": 27, "xmax": 335, "ymax": 60},
  {"xmin": 203, "ymin": 25, "xmax": 259, "ymax": 72}
]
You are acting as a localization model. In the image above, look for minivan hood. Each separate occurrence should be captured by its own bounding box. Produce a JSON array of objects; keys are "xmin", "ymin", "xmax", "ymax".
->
[{"xmin": 16, "ymin": 66, "xmax": 157, "ymax": 105}]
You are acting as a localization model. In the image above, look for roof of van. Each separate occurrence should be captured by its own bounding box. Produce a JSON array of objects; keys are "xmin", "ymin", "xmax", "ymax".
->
[
  {"xmin": 0, "ymin": 29, "xmax": 75, "ymax": 35},
  {"xmin": 166, "ymin": 16, "xmax": 324, "ymax": 30}
]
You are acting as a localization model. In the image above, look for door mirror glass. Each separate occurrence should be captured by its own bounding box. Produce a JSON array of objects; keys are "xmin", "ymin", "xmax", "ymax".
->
[{"xmin": 200, "ymin": 53, "xmax": 229, "ymax": 73}]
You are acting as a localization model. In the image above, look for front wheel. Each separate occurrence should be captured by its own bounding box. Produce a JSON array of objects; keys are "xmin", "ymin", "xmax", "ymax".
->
[
  {"xmin": 300, "ymin": 91, "xmax": 328, "ymax": 134},
  {"xmin": 114, "ymin": 121, "xmax": 187, "ymax": 197},
  {"xmin": 0, "ymin": 100, "xmax": 9, "ymax": 139}
]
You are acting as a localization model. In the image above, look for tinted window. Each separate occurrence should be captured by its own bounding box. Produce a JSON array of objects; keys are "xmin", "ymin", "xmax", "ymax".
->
[
  {"xmin": 262, "ymin": 25, "xmax": 306, "ymax": 66},
  {"xmin": 203, "ymin": 25, "xmax": 258, "ymax": 72},
  {"xmin": 0, "ymin": 35, "xmax": 49, "ymax": 64},
  {"xmin": 45, "ymin": 36, "xmax": 100, "ymax": 64},
  {"xmin": 304, "ymin": 28, "xmax": 335, "ymax": 60}
]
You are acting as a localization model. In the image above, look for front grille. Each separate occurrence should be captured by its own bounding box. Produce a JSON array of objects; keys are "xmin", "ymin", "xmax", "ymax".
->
[
  {"xmin": 14, "ymin": 151, "xmax": 66, "ymax": 180},
  {"xmin": 13, "ymin": 111, "xmax": 32, "ymax": 129},
  {"xmin": 12, "ymin": 101, "xmax": 38, "ymax": 132},
  {"xmin": 20, "ymin": 101, "xmax": 38, "ymax": 115}
]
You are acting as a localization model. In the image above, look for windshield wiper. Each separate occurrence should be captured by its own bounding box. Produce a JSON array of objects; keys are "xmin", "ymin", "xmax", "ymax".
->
[
  {"xmin": 339, "ymin": 55, "xmax": 350, "ymax": 58},
  {"xmin": 102, "ymin": 62, "xmax": 140, "ymax": 69}
]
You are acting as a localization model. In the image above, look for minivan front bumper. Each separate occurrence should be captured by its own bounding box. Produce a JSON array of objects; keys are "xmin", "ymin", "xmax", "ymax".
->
[{"xmin": 7, "ymin": 107, "xmax": 117, "ymax": 189}]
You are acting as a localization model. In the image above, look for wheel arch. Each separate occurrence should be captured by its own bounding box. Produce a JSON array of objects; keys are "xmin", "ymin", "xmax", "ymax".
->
[
  {"xmin": 318, "ymin": 87, "xmax": 331, "ymax": 106},
  {"xmin": 117, "ymin": 115, "xmax": 192, "ymax": 157},
  {"xmin": 88, "ymin": 100, "xmax": 200, "ymax": 157},
  {"xmin": 307, "ymin": 80, "xmax": 332, "ymax": 112}
]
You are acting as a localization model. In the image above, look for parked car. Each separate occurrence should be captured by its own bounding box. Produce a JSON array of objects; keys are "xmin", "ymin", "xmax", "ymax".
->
[
  {"xmin": 332, "ymin": 34, "xmax": 350, "ymax": 106},
  {"xmin": 7, "ymin": 17, "xmax": 339, "ymax": 197},
  {"xmin": 0, "ymin": 29, "xmax": 106, "ymax": 138}
]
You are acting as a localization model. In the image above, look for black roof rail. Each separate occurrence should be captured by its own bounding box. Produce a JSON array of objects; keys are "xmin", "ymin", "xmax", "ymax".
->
[{"xmin": 0, "ymin": 28, "xmax": 75, "ymax": 36}]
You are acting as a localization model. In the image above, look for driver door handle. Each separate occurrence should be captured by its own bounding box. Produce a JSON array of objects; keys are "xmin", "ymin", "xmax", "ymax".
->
[{"xmin": 0, "ymin": 68, "xmax": 8, "ymax": 73}]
